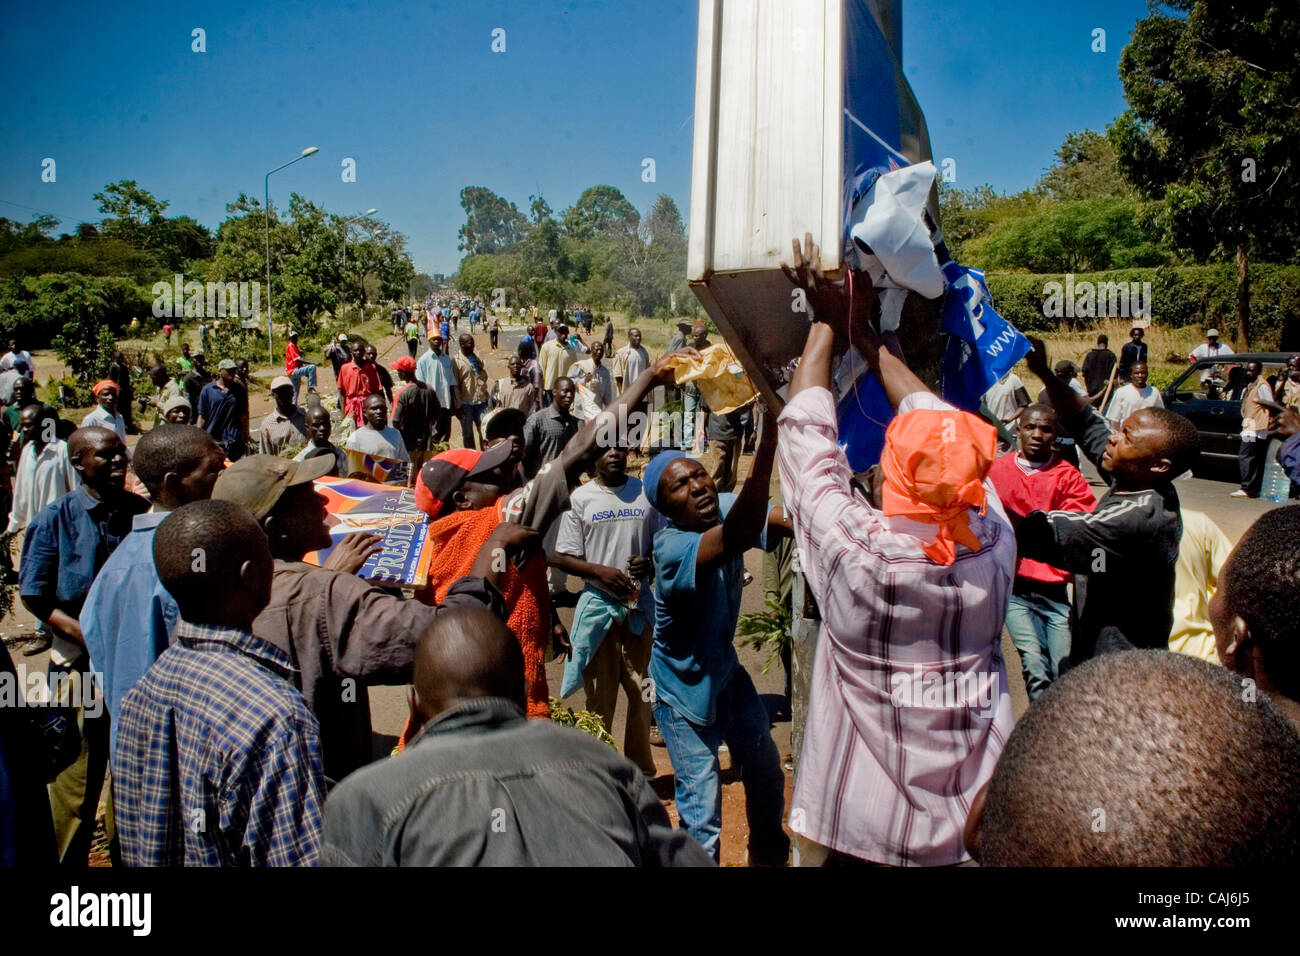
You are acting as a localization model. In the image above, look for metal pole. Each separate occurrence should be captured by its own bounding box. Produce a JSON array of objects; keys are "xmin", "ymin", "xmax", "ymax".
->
[
  {"xmin": 263, "ymin": 149, "xmax": 317, "ymax": 366},
  {"xmin": 265, "ymin": 173, "xmax": 274, "ymax": 365}
]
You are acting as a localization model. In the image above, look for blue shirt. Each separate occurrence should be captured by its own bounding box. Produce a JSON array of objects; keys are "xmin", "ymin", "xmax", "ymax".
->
[
  {"xmin": 19, "ymin": 486, "xmax": 150, "ymax": 657},
  {"xmin": 113, "ymin": 621, "xmax": 324, "ymax": 867},
  {"xmin": 1281, "ymin": 432, "xmax": 1300, "ymax": 484},
  {"xmin": 197, "ymin": 380, "xmax": 247, "ymax": 443},
  {"xmin": 650, "ymin": 494, "xmax": 769, "ymax": 726},
  {"xmin": 81, "ymin": 512, "xmax": 178, "ymax": 751}
]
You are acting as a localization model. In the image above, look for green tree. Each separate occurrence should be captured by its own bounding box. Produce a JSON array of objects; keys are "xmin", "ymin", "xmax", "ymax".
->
[
  {"xmin": 457, "ymin": 186, "xmax": 528, "ymax": 255},
  {"xmin": 971, "ymin": 197, "xmax": 1169, "ymax": 273},
  {"xmin": 94, "ymin": 180, "xmax": 168, "ymax": 248},
  {"xmin": 1109, "ymin": 0, "xmax": 1300, "ymax": 346},
  {"xmin": 1038, "ymin": 130, "xmax": 1135, "ymax": 203},
  {"xmin": 561, "ymin": 185, "xmax": 639, "ymax": 241}
]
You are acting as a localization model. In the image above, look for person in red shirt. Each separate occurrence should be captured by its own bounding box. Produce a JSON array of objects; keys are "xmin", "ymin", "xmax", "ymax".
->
[
  {"xmin": 284, "ymin": 330, "xmax": 318, "ymax": 404},
  {"xmin": 987, "ymin": 404, "xmax": 1095, "ymax": 699},
  {"xmin": 336, "ymin": 339, "xmax": 383, "ymax": 425}
]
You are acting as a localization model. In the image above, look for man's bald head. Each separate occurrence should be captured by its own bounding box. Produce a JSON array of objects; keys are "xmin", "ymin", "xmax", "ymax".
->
[
  {"xmin": 68, "ymin": 425, "xmax": 118, "ymax": 461},
  {"xmin": 413, "ymin": 607, "xmax": 525, "ymax": 721},
  {"xmin": 68, "ymin": 426, "xmax": 129, "ymax": 491},
  {"xmin": 971, "ymin": 650, "xmax": 1300, "ymax": 866}
]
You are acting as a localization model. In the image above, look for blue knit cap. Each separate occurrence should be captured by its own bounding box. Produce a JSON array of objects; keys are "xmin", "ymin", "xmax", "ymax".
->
[{"xmin": 642, "ymin": 449, "xmax": 687, "ymax": 512}]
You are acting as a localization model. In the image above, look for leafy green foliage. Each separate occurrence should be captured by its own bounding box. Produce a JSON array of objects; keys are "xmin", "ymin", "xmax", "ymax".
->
[
  {"xmin": 970, "ymin": 197, "xmax": 1170, "ymax": 273},
  {"xmin": 983, "ymin": 263, "xmax": 1300, "ymax": 348},
  {"xmin": 735, "ymin": 597, "xmax": 793, "ymax": 676},
  {"xmin": 548, "ymin": 698, "xmax": 616, "ymax": 748},
  {"xmin": 453, "ymin": 189, "xmax": 692, "ymax": 319},
  {"xmin": 1109, "ymin": 0, "xmax": 1300, "ymax": 343},
  {"xmin": 457, "ymin": 187, "xmax": 529, "ymax": 255},
  {"xmin": 0, "ymin": 273, "xmax": 148, "ymax": 380}
]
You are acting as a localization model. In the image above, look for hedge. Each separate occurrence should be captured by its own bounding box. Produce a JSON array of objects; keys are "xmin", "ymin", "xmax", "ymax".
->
[{"xmin": 984, "ymin": 264, "xmax": 1300, "ymax": 349}]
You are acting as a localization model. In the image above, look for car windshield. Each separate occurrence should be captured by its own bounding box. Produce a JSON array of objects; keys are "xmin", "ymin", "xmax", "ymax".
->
[{"xmin": 1168, "ymin": 360, "xmax": 1292, "ymax": 402}]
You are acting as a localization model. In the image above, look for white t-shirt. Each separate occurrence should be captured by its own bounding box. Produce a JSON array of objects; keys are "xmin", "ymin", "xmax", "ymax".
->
[
  {"xmin": 984, "ymin": 373, "xmax": 1026, "ymax": 422},
  {"xmin": 344, "ymin": 425, "xmax": 409, "ymax": 462},
  {"xmin": 1105, "ymin": 382, "xmax": 1164, "ymax": 427},
  {"xmin": 1189, "ymin": 342, "xmax": 1234, "ymax": 362},
  {"xmin": 554, "ymin": 476, "xmax": 662, "ymax": 599},
  {"xmin": 80, "ymin": 405, "xmax": 127, "ymax": 443}
]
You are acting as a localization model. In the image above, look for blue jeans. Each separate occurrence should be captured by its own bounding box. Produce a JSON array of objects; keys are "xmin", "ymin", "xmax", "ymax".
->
[
  {"xmin": 460, "ymin": 401, "xmax": 487, "ymax": 449},
  {"xmin": 654, "ymin": 667, "xmax": 789, "ymax": 864},
  {"xmin": 289, "ymin": 364, "xmax": 317, "ymax": 403},
  {"xmin": 1004, "ymin": 585, "xmax": 1072, "ymax": 701},
  {"xmin": 682, "ymin": 389, "xmax": 701, "ymax": 452}
]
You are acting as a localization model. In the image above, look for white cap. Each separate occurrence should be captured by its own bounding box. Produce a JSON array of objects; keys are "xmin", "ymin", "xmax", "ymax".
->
[
  {"xmin": 338, "ymin": 333, "xmax": 348, "ymax": 342},
  {"xmin": 1207, "ymin": 329, "xmax": 1219, "ymax": 338}
]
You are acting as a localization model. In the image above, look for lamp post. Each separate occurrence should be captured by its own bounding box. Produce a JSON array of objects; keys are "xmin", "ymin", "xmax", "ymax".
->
[{"xmin": 264, "ymin": 146, "xmax": 319, "ymax": 363}]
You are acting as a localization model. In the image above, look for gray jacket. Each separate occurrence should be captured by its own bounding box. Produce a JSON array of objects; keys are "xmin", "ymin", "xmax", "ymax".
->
[{"xmin": 321, "ymin": 697, "xmax": 713, "ymax": 867}]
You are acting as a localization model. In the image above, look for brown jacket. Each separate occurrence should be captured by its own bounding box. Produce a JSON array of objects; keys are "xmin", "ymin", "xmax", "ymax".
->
[
  {"xmin": 1241, "ymin": 378, "xmax": 1272, "ymax": 433},
  {"xmin": 251, "ymin": 562, "xmax": 501, "ymax": 783}
]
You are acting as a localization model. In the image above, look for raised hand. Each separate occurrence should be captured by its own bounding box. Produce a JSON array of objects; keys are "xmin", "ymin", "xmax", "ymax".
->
[
  {"xmin": 780, "ymin": 232, "xmax": 846, "ymax": 325},
  {"xmin": 1025, "ymin": 336, "xmax": 1052, "ymax": 381}
]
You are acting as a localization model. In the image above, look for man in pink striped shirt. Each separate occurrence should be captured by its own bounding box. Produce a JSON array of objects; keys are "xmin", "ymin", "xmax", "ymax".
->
[{"xmin": 776, "ymin": 237, "xmax": 1016, "ymax": 866}]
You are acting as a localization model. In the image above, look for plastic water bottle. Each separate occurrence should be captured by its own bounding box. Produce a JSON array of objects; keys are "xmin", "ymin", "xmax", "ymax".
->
[{"xmin": 1262, "ymin": 439, "xmax": 1291, "ymax": 504}]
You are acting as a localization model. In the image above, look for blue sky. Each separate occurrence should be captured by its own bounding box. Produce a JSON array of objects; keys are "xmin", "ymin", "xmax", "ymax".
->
[{"xmin": 1, "ymin": 0, "xmax": 1153, "ymax": 275}]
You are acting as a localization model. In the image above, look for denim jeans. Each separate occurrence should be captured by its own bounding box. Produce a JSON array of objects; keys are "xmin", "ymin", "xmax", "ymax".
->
[
  {"xmin": 682, "ymin": 389, "xmax": 702, "ymax": 453},
  {"xmin": 1004, "ymin": 585, "xmax": 1072, "ymax": 700},
  {"xmin": 653, "ymin": 667, "xmax": 789, "ymax": 864},
  {"xmin": 289, "ymin": 364, "xmax": 317, "ymax": 403}
]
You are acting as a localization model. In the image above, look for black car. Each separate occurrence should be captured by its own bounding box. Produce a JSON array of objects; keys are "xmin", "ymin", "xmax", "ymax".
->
[{"xmin": 1162, "ymin": 351, "xmax": 1298, "ymax": 467}]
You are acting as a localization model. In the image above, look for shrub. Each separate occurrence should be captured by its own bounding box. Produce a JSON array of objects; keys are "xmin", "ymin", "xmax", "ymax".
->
[
  {"xmin": 985, "ymin": 264, "xmax": 1300, "ymax": 349},
  {"xmin": 548, "ymin": 698, "xmax": 616, "ymax": 748}
]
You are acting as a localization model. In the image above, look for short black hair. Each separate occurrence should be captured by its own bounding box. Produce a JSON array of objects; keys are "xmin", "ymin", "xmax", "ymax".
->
[
  {"xmin": 485, "ymin": 408, "xmax": 526, "ymax": 442},
  {"xmin": 1053, "ymin": 360, "xmax": 1076, "ymax": 380},
  {"xmin": 1221, "ymin": 505, "xmax": 1300, "ymax": 702},
  {"xmin": 1145, "ymin": 408, "xmax": 1201, "ymax": 477},
  {"xmin": 132, "ymin": 424, "xmax": 217, "ymax": 496},
  {"xmin": 1021, "ymin": 402, "xmax": 1057, "ymax": 425},
  {"xmin": 153, "ymin": 500, "xmax": 266, "ymax": 618},
  {"xmin": 977, "ymin": 650, "xmax": 1300, "ymax": 865},
  {"xmin": 1097, "ymin": 334, "xmax": 1108, "ymax": 346}
]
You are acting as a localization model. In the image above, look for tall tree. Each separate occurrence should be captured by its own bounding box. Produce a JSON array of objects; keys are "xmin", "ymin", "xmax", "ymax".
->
[
  {"xmin": 1110, "ymin": 0, "xmax": 1300, "ymax": 346},
  {"xmin": 1037, "ymin": 130, "xmax": 1135, "ymax": 203},
  {"xmin": 457, "ymin": 186, "xmax": 528, "ymax": 255},
  {"xmin": 561, "ymin": 185, "xmax": 639, "ymax": 240},
  {"xmin": 94, "ymin": 180, "xmax": 168, "ymax": 247}
]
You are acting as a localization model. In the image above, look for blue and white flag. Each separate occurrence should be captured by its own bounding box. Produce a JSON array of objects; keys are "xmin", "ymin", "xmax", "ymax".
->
[{"xmin": 940, "ymin": 261, "xmax": 1032, "ymax": 412}]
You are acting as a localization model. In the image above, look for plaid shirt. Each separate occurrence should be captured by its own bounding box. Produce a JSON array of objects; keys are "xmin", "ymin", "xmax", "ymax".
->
[
  {"xmin": 776, "ymin": 388, "xmax": 1015, "ymax": 866},
  {"xmin": 522, "ymin": 405, "xmax": 580, "ymax": 477},
  {"xmin": 113, "ymin": 621, "xmax": 325, "ymax": 867}
]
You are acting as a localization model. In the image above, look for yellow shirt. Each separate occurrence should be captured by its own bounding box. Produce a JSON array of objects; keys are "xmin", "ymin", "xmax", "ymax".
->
[
  {"xmin": 1168, "ymin": 509, "xmax": 1232, "ymax": 663},
  {"xmin": 538, "ymin": 339, "xmax": 577, "ymax": 391}
]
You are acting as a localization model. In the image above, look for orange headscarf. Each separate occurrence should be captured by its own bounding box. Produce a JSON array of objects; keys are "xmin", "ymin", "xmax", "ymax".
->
[
  {"xmin": 879, "ymin": 407, "xmax": 997, "ymax": 566},
  {"xmin": 419, "ymin": 504, "xmax": 552, "ymax": 719}
]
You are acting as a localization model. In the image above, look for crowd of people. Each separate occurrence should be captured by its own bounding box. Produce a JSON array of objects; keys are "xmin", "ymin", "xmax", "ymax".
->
[{"xmin": 2, "ymin": 252, "xmax": 1299, "ymax": 869}]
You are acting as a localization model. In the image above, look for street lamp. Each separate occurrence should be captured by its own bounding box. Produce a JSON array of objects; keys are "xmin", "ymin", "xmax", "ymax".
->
[
  {"xmin": 341, "ymin": 209, "xmax": 378, "ymax": 314},
  {"xmin": 264, "ymin": 146, "xmax": 319, "ymax": 363}
]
